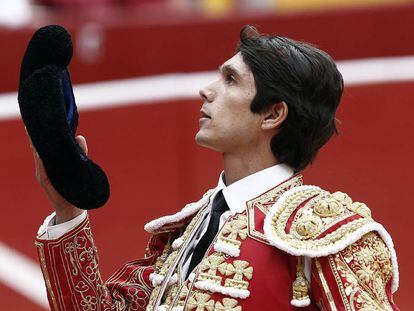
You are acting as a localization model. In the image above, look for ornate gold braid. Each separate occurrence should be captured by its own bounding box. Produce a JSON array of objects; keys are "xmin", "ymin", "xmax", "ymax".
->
[{"xmin": 268, "ymin": 188, "xmax": 374, "ymax": 253}]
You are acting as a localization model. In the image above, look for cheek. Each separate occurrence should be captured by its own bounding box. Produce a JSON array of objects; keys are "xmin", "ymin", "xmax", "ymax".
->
[
  {"xmin": 216, "ymin": 107, "xmax": 258, "ymax": 138},
  {"xmin": 213, "ymin": 106, "xmax": 241, "ymax": 133},
  {"xmin": 211, "ymin": 87, "xmax": 257, "ymax": 134}
]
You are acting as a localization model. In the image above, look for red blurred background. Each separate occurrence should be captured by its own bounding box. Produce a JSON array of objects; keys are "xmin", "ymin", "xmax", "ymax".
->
[{"xmin": 0, "ymin": 1, "xmax": 412, "ymax": 309}]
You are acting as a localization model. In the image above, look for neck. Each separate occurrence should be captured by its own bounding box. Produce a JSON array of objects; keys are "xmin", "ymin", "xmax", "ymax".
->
[{"xmin": 222, "ymin": 145, "xmax": 278, "ymax": 186}]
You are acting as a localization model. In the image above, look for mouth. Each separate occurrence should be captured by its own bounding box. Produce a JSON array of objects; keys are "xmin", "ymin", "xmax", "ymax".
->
[{"xmin": 200, "ymin": 110, "xmax": 211, "ymax": 119}]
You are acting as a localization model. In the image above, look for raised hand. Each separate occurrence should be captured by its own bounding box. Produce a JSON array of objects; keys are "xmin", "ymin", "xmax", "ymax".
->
[{"xmin": 30, "ymin": 135, "xmax": 87, "ymax": 224}]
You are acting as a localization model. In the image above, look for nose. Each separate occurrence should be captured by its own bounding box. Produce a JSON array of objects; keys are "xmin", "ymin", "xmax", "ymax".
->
[{"xmin": 199, "ymin": 83, "xmax": 215, "ymax": 103}]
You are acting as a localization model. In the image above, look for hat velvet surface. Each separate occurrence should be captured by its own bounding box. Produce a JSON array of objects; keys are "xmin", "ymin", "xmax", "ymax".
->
[{"xmin": 18, "ymin": 25, "xmax": 110, "ymax": 210}]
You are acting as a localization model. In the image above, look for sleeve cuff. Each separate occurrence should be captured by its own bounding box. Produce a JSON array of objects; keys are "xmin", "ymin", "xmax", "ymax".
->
[{"xmin": 37, "ymin": 210, "xmax": 87, "ymax": 240}]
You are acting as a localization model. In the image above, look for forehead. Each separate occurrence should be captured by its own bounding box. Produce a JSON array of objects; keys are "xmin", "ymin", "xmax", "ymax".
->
[{"xmin": 221, "ymin": 52, "xmax": 252, "ymax": 78}]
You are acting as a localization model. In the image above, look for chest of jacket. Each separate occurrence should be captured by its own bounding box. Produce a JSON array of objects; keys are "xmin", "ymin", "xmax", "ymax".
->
[{"xmin": 147, "ymin": 196, "xmax": 313, "ymax": 310}]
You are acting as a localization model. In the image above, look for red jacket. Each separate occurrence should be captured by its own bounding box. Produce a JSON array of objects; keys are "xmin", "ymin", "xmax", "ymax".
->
[{"xmin": 35, "ymin": 175, "xmax": 399, "ymax": 310}]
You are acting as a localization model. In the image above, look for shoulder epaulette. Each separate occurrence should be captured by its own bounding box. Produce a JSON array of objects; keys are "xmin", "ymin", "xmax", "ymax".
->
[{"xmin": 263, "ymin": 185, "xmax": 396, "ymax": 258}]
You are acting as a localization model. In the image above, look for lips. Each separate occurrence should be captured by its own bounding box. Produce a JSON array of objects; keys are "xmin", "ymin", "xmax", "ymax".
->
[{"xmin": 200, "ymin": 110, "xmax": 211, "ymax": 119}]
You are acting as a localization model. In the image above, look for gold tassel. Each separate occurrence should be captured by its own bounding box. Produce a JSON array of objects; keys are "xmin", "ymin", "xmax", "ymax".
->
[{"xmin": 291, "ymin": 256, "xmax": 311, "ymax": 307}]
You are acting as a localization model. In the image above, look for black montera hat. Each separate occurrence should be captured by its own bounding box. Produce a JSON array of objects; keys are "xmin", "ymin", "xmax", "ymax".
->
[{"xmin": 18, "ymin": 25, "xmax": 110, "ymax": 210}]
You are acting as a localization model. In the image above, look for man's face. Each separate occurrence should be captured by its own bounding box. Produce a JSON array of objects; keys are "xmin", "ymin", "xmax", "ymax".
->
[{"xmin": 196, "ymin": 52, "xmax": 262, "ymax": 154}]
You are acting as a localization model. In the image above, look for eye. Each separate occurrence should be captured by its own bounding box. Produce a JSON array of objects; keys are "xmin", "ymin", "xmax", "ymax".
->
[{"xmin": 225, "ymin": 73, "xmax": 236, "ymax": 85}]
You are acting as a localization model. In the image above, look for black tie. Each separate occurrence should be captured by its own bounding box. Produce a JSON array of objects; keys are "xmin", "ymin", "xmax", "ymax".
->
[{"xmin": 187, "ymin": 191, "xmax": 229, "ymax": 277}]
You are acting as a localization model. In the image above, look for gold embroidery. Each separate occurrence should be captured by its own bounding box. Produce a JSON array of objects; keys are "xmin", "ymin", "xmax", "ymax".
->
[
  {"xmin": 76, "ymin": 280, "xmax": 98, "ymax": 310},
  {"xmin": 156, "ymin": 195, "xmax": 214, "ymax": 274},
  {"xmin": 64, "ymin": 241, "xmax": 78, "ymax": 275},
  {"xmin": 267, "ymin": 188, "xmax": 374, "ymax": 252},
  {"xmin": 246, "ymin": 175, "xmax": 303, "ymax": 243},
  {"xmin": 147, "ymin": 286, "xmax": 161, "ymax": 311},
  {"xmin": 187, "ymin": 292, "xmax": 215, "ymax": 310},
  {"xmin": 159, "ymin": 250, "xmax": 178, "ymax": 276},
  {"xmin": 151, "ymin": 191, "xmax": 214, "ymax": 309},
  {"xmin": 315, "ymin": 259, "xmax": 338, "ymax": 311},
  {"xmin": 185, "ymin": 293, "xmax": 243, "ymax": 311},
  {"xmin": 107, "ymin": 265, "xmax": 152, "ymax": 310},
  {"xmin": 163, "ymin": 283, "xmax": 179, "ymax": 307},
  {"xmin": 328, "ymin": 256, "xmax": 352, "ymax": 310},
  {"xmin": 154, "ymin": 239, "xmax": 173, "ymax": 273},
  {"xmin": 199, "ymin": 254, "xmax": 226, "ymax": 285},
  {"xmin": 188, "ymin": 251, "xmax": 253, "ymax": 300},
  {"xmin": 330, "ymin": 233, "xmax": 393, "ymax": 310},
  {"xmin": 214, "ymin": 298, "xmax": 242, "ymax": 311},
  {"xmin": 332, "ymin": 192, "xmax": 353, "ymax": 204},
  {"xmin": 62, "ymin": 225, "xmax": 105, "ymax": 310},
  {"xmin": 348, "ymin": 202, "xmax": 372, "ymax": 219},
  {"xmin": 220, "ymin": 260, "xmax": 253, "ymax": 290},
  {"xmin": 175, "ymin": 282, "xmax": 191, "ymax": 307},
  {"xmin": 293, "ymin": 215, "xmax": 322, "ymax": 239},
  {"xmin": 35, "ymin": 242, "xmax": 59, "ymax": 310},
  {"xmin": 314, "ymin": 192, "xmax": 347, "ymax": 217},
  {"xmin": 217, "ymin": 215, "xmax": 248, "ymax": 247}
]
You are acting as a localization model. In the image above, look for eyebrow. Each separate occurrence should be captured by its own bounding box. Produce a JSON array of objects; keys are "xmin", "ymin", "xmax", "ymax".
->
[{"xmin": 219, "ymin": 64, "xmax": 242, "ymax": 80}]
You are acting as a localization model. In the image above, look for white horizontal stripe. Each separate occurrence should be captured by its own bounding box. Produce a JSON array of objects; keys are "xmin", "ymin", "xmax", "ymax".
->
[
  {"xmin": 0, "ymin": 242, "xmax": 48, "ymax": 309},
  {"xmin": 74, "ymin": 72, "xmax": 217, "ymax": 108},
  {"xmin": 339, "ymin": 56, "xmax": 414, "ymax": 85},
  {"xmin": 1, "ymin": 55, "xmax": 414, "ymax": 121}
]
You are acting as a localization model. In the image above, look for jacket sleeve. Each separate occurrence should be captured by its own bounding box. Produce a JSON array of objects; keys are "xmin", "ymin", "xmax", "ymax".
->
[
  {"xmin": 310, "ymin": 232, "xmax": 399, "ymax": 311},
  {"xmin": 35, "ymin": 214, "xmax": 169, "ymax": 310}
]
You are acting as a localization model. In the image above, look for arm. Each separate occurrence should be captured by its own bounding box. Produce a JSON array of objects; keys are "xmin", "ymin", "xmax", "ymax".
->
[
  {"xmin": 35, "ymin": 214, "xmax": 168, "ymax": 310},
  {"xmin": 31, "ymin": 136, "xmax": 168, "ymax": 310},
  {"xmin": 310, "ymin": 232, "xmax": 399, "ymax": 311}
]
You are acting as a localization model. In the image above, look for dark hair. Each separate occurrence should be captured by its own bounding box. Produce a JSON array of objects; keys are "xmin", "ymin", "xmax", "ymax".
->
[{"xmin": 237, "ymin": 25, "xmax": 344, "ymax": 172}]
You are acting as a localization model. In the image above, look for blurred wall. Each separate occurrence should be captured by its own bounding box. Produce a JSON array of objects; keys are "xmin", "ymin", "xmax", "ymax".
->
[{"xmin": 0, "ymin": 4, "xmax": 412, "ymax": 309}]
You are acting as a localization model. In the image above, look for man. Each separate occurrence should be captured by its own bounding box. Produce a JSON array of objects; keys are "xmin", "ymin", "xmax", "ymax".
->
[{"xmin": 33, "ymin": 26, "xmax": 399, "ymax": 310}]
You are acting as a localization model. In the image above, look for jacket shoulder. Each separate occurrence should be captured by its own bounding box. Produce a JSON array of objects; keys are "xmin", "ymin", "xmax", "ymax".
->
[
  {"xmin": 144, "ymin": 189, "xmax": 214, "ymax": 234},
  {"xmin": 263, "ymin": 185, "xmax": 395, "ymax": 258},
  {"xmin": 261, "ymin": 185, "xmax": 400, "ymax": 305}
]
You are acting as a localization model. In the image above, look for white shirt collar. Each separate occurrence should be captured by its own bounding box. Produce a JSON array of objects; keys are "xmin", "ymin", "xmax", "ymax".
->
[{"xmin": 216, "ymin": 163, "xmax": 295, "ymax": 214}]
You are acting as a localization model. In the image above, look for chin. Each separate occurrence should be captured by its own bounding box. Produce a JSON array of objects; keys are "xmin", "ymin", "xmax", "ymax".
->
[
  {"xmin": 195, "ymin": 132, "xmax": 220, "ymax": 152},
  {"xmin": 195, "ymin": 131, "xmax": 208, "ymax": 146}
]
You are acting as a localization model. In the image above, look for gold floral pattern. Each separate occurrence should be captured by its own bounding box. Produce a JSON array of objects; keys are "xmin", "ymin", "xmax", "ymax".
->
[
  {"xmin": 329, "ymin": 232, "xmax": 394, "ymax": 310},
  {"xmin": 187, "ymin": 293, "xmax": 243, "ymax": 311},
  {"xmin": 220, "ymin": 260, "xmax": 253, "ymax": 290},
  {"xmin": 199, "ymin": 254, "xmax": 226, "ymax": 284},
  {"xmin": 214, "ymin": 298, "xmax": 242, "ymax": 311},
  {"xmin": 220, "ymin": 216, "xmax": 248, "ymax": 241},
  {"xmin": 63, "ymin": 226, "xmax": 106, "ymax": 310},
  {"xmin": 215, "ymin": 215, "xmax": 249, "ymax": 250},
  {"xmin": 36, "ymin": 217, "xmax": 158, "ymax": 311},
  {"xmin": 188, "ymin": 292, "xmax": 215, "ymax": 310}
]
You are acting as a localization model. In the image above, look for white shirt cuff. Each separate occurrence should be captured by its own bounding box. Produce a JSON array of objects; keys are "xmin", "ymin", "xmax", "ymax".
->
[{"xmin": 37, "ymin": 210, "xmax": 87, "ymax": 240}]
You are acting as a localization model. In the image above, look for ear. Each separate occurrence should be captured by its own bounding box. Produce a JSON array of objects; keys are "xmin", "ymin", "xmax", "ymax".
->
[{"xmin": 261, "ymin": 101, "xmax": 288, "ymax": 131}]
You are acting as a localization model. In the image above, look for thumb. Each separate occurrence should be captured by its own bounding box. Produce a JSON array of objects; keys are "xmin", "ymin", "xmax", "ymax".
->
[{"xmin": 75, "ymin": 135, "xmax": 88, "ymax": 156}]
